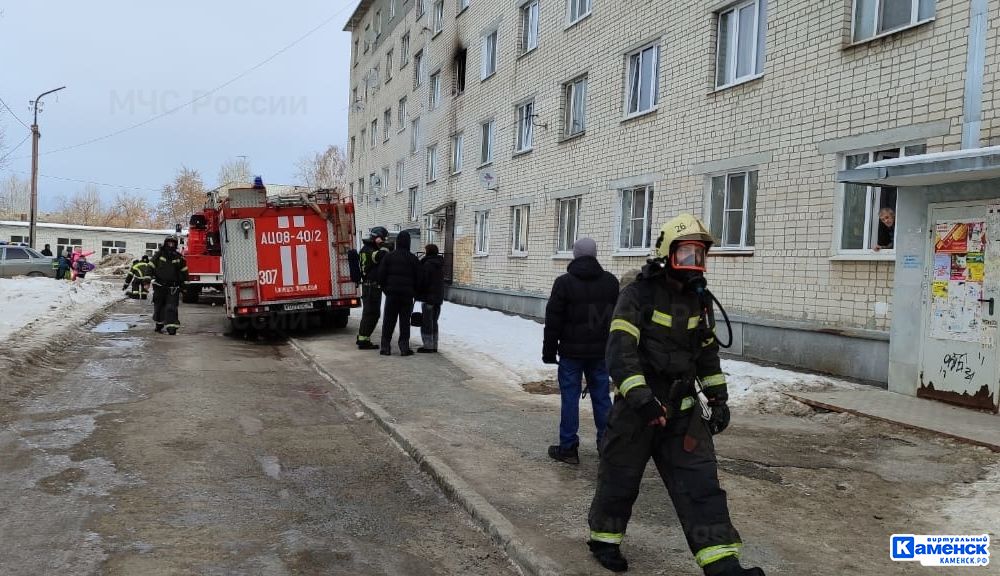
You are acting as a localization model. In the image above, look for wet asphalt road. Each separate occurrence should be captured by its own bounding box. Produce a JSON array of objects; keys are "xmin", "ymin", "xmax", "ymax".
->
[{"xmin": 0, "ymin": 300, "xmax": 516, "ymax": 575}]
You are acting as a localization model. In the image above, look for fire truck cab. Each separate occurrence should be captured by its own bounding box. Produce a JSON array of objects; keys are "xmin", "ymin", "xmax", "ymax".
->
[{"xmin": 216, "ymin": 182, "xmax": 360, "ymax": 332}]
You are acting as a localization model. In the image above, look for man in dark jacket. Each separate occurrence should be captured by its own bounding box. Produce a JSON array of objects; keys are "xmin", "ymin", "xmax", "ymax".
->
[
  {"xmin": 356, "ymin": 227, "xmax": 390, "ymax": 349},
  {"xmin": 150, "ymin": 236, "xmax": 188, "ymax": 335},
  {"xmin": 377, "ymin": 230, "xmax": 420, "ymax": 356},
  {"xmin": 417, "ymin": 244, "xmax": 445, "ymax": 353},
  {"xmin": 586, "ymin": 214, "xmax": 763, "ymax": 576},
  {"xmin": 543, "ymin": 238, "xmax": 620, "ymax": 465},
  {"xmin": 41, "ymin": 244, "xmax": 53, "ymax": 256}
]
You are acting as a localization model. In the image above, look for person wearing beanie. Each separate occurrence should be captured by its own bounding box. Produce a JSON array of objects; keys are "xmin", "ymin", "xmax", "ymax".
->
[
  {"xmin": 417, "ymin": 244, "xmax": 445, "ymax": 353},
  {"xmin": 543, "ymin": 237, "xmax": 620, "ymax": 465}
]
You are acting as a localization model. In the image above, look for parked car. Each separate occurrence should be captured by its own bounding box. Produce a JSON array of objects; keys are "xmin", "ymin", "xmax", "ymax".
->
[{"xmin": 0, "ymin": 246, "xmax": 55, "ymax": 278}]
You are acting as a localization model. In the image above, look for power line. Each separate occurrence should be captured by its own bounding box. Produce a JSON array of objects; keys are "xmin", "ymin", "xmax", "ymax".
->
[
  {"xmin": 0, "ymin": 133, "xmax": 31, "ymax": 164},
  {"xmin": 9, "ymin": 170, "xmax": 161, "ymax": 192},
  {"xmin": 30, "ymin": 2, "xmax": 356, "ymax": 159},
  {"xmin": 0, "ymin": 95, "xmax": 30, "ymax": 130}
]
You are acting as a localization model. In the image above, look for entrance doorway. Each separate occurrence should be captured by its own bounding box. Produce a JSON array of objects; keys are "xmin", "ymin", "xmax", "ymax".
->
[{"xmin": 918, "ymin": 201, "xmax": 999, "ymax": 412}]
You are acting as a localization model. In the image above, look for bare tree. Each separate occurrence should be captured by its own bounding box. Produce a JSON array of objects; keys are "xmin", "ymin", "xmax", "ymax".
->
[
  {"xmin": 157, "ymin": 166, "xmax": 206, "ymax": 228},
  {"xmin": 217, "ymin": 157, "xmax": 252, "ymax": 189},
  {"xmin": 296, "ymin": 145, "xmax": 348, "ymax": 191},
  {"xmin": 48, "ymin": 185, "xmax": 105, "ymax": 225},
  {"xmin": 104, "ymin": 191, "xmax": 153, "ymax": 228},
  {"xmin": 0, "ymin": 172, "xmax": 29, "ymax": 218}
]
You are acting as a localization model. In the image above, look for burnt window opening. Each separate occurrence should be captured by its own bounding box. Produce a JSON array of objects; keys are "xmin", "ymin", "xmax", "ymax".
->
[{"xmin": 453, "ymin": 47, "xmax": 468, "ymax": 96}]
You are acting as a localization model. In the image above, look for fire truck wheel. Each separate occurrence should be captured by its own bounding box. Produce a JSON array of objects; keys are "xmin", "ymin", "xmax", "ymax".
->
[
  {"xmin": 326, "ymin": 309, "xmax": 350, "ymax": 329},
  {"xmin": 182, "ymin": 285, "xmax": 201, "ymax": 304}
]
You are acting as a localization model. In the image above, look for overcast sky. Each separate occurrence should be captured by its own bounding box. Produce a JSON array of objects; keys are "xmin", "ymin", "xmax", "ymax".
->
[{"xmin": 0, "ymin": 0, "xmax": 355, "ymax": 211}]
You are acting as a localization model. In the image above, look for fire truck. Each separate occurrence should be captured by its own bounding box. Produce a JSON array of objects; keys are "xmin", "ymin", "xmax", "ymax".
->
[{"xmin": 208, "ymin": 182, "xmax": 360, "ymax": 331}]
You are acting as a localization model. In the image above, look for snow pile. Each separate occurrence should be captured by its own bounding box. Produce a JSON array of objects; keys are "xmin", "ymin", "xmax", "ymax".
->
[
  {"xmin": 439, "ymin": 303, "xmax": 857, "ymax": 413},
  {"xmin": 0, "ymin": 277, "xmax": 123, "ymax": 344}
]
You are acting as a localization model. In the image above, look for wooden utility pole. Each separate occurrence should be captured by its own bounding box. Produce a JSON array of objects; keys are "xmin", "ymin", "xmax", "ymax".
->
[{"xmin": 28, "ymin": 86, "xmax": 65, "ymax": 248}]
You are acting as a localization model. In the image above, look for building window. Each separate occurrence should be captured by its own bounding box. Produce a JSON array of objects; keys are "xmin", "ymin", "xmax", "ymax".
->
[
  {"xmin": 358, "ymin": 178, "xmax": 366, "ymax": 205},
  {"xmin": 564, "ymin": 76, "xmax": 587, "ymax": 136},
  {"xmin": 9, "ymin": 235, "xmax": 26, "ymax": 244},
  {"xmin": 453, "ymin": 47, "xmax": 468, "ymax": 95},
  {"xmin": 459, "ymin": 0, "xmax": 470, "ymax": 12},
  {"xmin": 145, "ymin": 242, "xmax": 158, "ymax": 256},
  {"xmin": 381, "ymin": 167, "xmax": 390, "ymax": 195},
  {"xmin": 511, "ymin": 204, "xmax": 530, "ymax": 255},
  {"xmin": 401, "ymin": 33, "xmax": 410, "ymax": 66},
  {"xmin": 386, "ymin": 50, "xmax": 394, "ymax": 82},
  {"xmin": 384, "ymin": 108, "xmax": 392, "ymax": 141},
  {"xmin": 840, "ymin": 144, "xmax": 925, "ymax": 252},
  {"xmin": 417, "ymin": 0, "xmax": 426, "ymax": 18},
  {"xmin": 481, "ymin": 30, "xmax": 498, "ymax": 80},
  {"xmin": 375, "ymin": 10, "xmax": 382, "ymax": 38},
  {"xmin": 568, "ymin": 0, "xmax": 591, "ymax": 24},
  {"xmin": 451, "ymin": 132, "xmax": 464, "ymax": 174},
  {"xmin": 411, "ymin": 117, "xmax": 421, "ymax": 153},
  {"xmin": 409, "ymin": 186, "xmax": 421, "ymax": 221},
  {"xmin": 853, "ymin": 0, "xmax": 935, "ymax": 42},
  {"xmin": 716, "ymin": 0, "xmax": 767, "ymax": 88},
  {"xmin": 57, "ymin": 238, "xmax": 84, "ymax": 254},
  {"xmin": 414, "ymin": 50, "xmax": 425, "ymax": 87},
  {"xmin": 390, "ymin": 0, "xmax": 397, "ymax": 18},
  {"xmin": 360, "ymin": 129, "xmax": 367, "ymax": 157},
  {"xmin": 709, "ymin": 171, "xmax": 758, "ymax": 250},
  {"xmin": 626, "ymin": 44, "xmax": 659, "ymax": 117},
  {"xmin": 516, "ymin": 101, "xmax": 534, "ymax": 153},
  {"xmin": 371, "ymin": 119, "xmax": 378, "ymax": 148},
  {"xmin": 474, "ymin": 210, "xmax": 490, "ymax": 255},
  {"xmin": 556, "ymin": 197, "xmax": 581, "ymax": 253},
  {"xmin": 432, "ymin": 0, "xmax": 445, "ymax": 35},
  {"xmin": 480, "ymin": 119, "xmax": 495, "ymax": 165},
  {"xmin": 617, "ymin": 185, "xmax": 654, "ymax": 251},
  {"xmin": 426, "ymin": 144, "xmax": 439, "ymax": 182},
  {"xmin": 520, "ymin": 0, "xmax": 540, "ymax": 54},
  {"xmin": 353, "ymin": 39, "xmax": 360, "ymax": 65},
  {"xmin": 398, "ymin": 96, "xmax": 407, "ymax": 130},
  {"xmin": 364, "ymin": 24, "xmax": 371, "ymax": 53},
  {"xmin": 429, "ymin": 71, "xmax": 441, "ymax": 109},
  {"xmin": 397, "ymin": 160, "xmax": 406, "ymax": 192},
  {"xmin": 370, "ymin": 172, "xmax": 379, "ymax": 197},
  {"xmin": 350, "ymin": 136, "xmax": 356, "ymax": 162},
  {"xmin": 101, "ymin": 240, "xmax": 127, "ymax": 257}
]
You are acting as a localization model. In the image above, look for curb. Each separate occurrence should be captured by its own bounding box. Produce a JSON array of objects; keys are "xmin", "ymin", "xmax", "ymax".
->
[{"xmin": 289, "ymin": 338, "xmax": 565, "ymax": 576}]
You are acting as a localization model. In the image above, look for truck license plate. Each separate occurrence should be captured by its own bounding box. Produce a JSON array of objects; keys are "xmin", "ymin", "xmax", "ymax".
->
[{"xmin": 283, "ymin": 302, "xmax": 314, "ymax": 311}]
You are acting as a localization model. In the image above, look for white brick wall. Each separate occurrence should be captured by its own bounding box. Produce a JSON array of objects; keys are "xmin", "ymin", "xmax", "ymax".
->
[{"xmin": 346, "ymin": 0, "xmax": 993, "ymax": 331}]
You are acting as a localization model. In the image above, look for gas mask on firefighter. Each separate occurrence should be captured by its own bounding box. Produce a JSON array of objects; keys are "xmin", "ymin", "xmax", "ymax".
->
[
  {"xmin": 162, "ymin": 237, "xmax": 178, "ymax": 254},
  {"xmin": 668, "ymin": 240, "xmax": 708, "ymax": 294}
]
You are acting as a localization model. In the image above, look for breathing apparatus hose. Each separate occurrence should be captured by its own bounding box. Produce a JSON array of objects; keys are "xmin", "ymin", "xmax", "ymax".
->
[{"xmin": 697, "ymin": 286, "xmax": 734, "ymax": 349}]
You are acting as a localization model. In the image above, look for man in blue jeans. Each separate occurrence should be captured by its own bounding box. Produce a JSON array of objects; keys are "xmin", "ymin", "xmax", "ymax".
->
[{"xmin": 543, "ymin": 238, "xmax": 621, "ymax": 464}]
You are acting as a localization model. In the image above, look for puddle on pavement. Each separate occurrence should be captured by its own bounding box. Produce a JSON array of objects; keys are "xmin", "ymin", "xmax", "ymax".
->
[
  {"xmin": 522, "ymin": 380, "xmax": 560, "ymax": 395},
  {"xmin": 92, "ymin": 320, "xmax": 131, "ymax": 333}
]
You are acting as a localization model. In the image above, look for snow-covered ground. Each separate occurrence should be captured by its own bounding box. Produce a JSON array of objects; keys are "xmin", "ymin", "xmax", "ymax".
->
[
  {"xmin": 0, "ymin": 277, "xmax": 122, "ymax": 346},
  {"xmin": 438, "ymin": 302, "xmax": 859, "ymax": 414}
]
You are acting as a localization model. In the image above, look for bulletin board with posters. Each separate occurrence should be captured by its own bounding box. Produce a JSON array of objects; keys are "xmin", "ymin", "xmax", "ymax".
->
[{"xmin": 928, "ymin": 220, "xmax": 987, "ymax": 342}]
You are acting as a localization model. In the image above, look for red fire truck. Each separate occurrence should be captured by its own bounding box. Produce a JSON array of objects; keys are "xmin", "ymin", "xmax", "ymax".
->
[{"xmin": 210, "ymin": 183, "xmax": 360, "ymax": 332}]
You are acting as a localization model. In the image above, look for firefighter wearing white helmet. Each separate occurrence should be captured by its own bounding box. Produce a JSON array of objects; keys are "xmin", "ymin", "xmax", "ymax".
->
[{"xmin": 586, "ymin": 214, "xmax": 764, "ymax": 576}]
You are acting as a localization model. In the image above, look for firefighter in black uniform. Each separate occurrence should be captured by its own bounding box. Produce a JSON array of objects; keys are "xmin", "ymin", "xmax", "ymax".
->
[
  {"xmin": 587, "ymin": 214, "xmax": 764, "ymax": 576},
  {"xmin": 150, "ymin": 237, "xmax": 188, "ymax": 335},
  {"xmin": 122, "ymin": 256, "xmax": 153, "ymax": 299},
  {"xmin": 356, "ymin": 226, "xmax": 390, "ymax": 349}
]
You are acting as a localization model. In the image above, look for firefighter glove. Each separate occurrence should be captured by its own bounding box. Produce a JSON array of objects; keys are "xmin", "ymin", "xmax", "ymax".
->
[
  {"xmin": 636, "ymin": 398, "xmax": 667, "ymax": 426},
  {"xmin": 708, "ymin": 402, "xmax": 730, "ymax": 435}
]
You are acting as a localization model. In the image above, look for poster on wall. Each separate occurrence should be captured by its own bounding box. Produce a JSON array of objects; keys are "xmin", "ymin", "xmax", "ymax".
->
[{"xmin": 929, "ymin": 219, "xmax": 987, "ymax": 343}]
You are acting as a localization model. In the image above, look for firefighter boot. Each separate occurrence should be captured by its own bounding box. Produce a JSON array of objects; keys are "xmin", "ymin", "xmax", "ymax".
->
[
  {"xmin": 154, "ymin": 324, "xmax": 164, "ymax": 333},
  {"xmin": 588, "ymin": 541, "xmax": 628, "ymax": 572},
  {"xmin": 704, "ymin": 557, "xmax": 765, "ymax": 576},
  {"xmin": 167, "ymin": 327, "xmax": 177, "ymax": 336}
]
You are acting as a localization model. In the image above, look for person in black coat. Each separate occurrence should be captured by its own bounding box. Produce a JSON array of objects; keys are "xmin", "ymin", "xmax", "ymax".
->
[
  {"xmin": 377, "ymin": 230, "xmax": 421, "ymax": 356},
  {"xmin": 40, "ymin": 244, "xmax": 53, "ymax": 256},
  {"xmin": 543, "ymin": 237, "xmax": 620, "ymax": 465},
  {"xmin": 417, "ymin": 244, "xmax": 445, "ymax": 353}
]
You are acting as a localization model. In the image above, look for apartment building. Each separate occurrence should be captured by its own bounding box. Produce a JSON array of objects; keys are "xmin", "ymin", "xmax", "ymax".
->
[{"xmin": 344, "ymin": 0, "xmax": 1000, "ymax": 383}]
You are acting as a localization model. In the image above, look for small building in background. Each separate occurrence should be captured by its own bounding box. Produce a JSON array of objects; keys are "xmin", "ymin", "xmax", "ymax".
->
[{"xmin": 0, "ymin": 220, "xmax": 174, "ymax": 258}]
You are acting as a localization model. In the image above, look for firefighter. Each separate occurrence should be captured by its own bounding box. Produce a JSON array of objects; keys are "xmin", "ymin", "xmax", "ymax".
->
[
  {"xmin": 587, "ymin": 214, "xmax": 764, "ymax": 576},
  {"xmin": 150, "ymin": 237, "xmax": 188, "ymax": 335},
  {"xmin": 122, "ymin": 256, "xmax": 153, "ymax": 299},
  {"xmin": 356, "ymin": 226, "xmax": 390, "ymax": 350}
]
